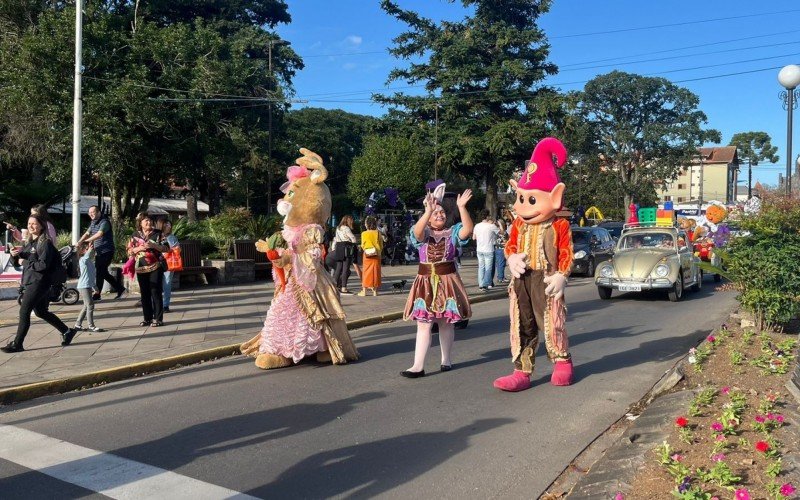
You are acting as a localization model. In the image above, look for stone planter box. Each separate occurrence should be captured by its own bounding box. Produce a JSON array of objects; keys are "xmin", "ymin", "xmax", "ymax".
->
[{"xmin": 204, "ymin": 259, "xmax": 255, "ymax": 285}]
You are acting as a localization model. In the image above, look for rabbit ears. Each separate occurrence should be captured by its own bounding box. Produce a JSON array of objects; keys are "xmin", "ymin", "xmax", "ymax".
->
[
  {"xmin": 431, "ymin": 183, "xmax": 446, "ymax": 204},
  {"xmin": 295, "ymin": 148, "xmax": 328, "ymax": 184}
]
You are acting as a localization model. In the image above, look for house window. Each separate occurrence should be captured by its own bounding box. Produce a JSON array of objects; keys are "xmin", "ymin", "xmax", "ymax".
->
[
  {"xmin": 677, "ymin": 197, "xmax": 686, "ymax": 202},
  {"xmin": 663, "ymin": 196, "xmax": 672, "ymax": 201},
  {"xmin": 677, "ymin": 184, "xmax": 686, "ymax": 190}
]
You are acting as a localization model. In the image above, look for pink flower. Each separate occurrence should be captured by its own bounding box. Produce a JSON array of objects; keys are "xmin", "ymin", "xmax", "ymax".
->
[
  {"xmin": 671, "ymin": 453, "xmax": 684, "ymax": 462},
  {"xmin": 707, "ymin": 335, "xmax": 716, "ymax": 343},
  {"xmin": 716, "ymin": 434, "xmax": 726, "ymax": 442},
  {"xmin": 711, "ymin": 422, "xmax": 723, "ymax": 432},
  {"xmin": 721, "ymin": 386, "xmax": 730, "ymax": 394},
  {"xmin": 780, "ymin": 483, "xmax": 796, "ymax": 497},
  {"xmin": 675, "ymin": 416, "xmax": 688, "ymax": 428},
  {"xmin": 755, "ymin": 415, "xmax": 766, "ymax": 423},
  {"xmin": 755, "ymin": 441, "xmax": 770, "ymax": 453},
  {"xmin": 735, "ymin": 489, "xmax": 751, "ymax": 500},
  {"xmin": 767, "ymin": 413, "xmax": 775, "ymax": 420},
  {"xmin": 776, "ymin": 415, "xmax": 785, "ymax": 423},
  {"xmin": 711, "ymin": 497, "xmax": 720, "ymax": 500},
  {"xmin": 614, "ymin": 493, "xmax": 625, "ymax": 500},
  {"xmin": 711, "ymin": 453, "xmax": 726, "ymax": 462},
  {"xmin": 689, "ymin": 348, "xmax": 697, "ymax": 354}
]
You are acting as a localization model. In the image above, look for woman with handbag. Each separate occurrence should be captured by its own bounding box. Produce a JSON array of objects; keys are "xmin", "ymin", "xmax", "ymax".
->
[
  {"xmin": 358, "ymin": 216, "xmax": 382, "ymax": 296},
  {"xmin": 158, "ymin": 219, "xmax": 181, "ymax": 313},
  {"xmin": 332, "ymin": 215, "xmax": 357, "ymax": 294},
  {"xmin": 128, "ymin": 213, "xmax": 169, "ymax": 327}
]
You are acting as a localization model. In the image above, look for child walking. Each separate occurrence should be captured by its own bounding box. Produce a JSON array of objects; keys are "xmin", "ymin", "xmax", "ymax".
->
[
  {"xmin": 401, "ymin": 185, "xmax": 473, "ymax": 378},
  {"xmin": 75, "ymin": 242, "xmax": 104, "ymax": 333}
]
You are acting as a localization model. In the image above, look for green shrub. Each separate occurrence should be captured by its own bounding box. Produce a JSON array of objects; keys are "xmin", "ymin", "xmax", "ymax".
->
[
  {"xmin": 56, "ymin": 231, "xmax": 72, "ymax": 249},
  {"xmin": 724, "ymin": 195, "xmax": 800, "ymax": 328}
]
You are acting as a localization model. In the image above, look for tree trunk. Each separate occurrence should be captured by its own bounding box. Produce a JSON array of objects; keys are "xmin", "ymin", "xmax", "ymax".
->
[
  {"xmin": 186, "ymin": 179, "xmax": 198, "ymax": 223},
  {"xmin": 207, "ymin": 176, "xmax": 221, "ymax": 216},
  {"xmin": 484, "ymin": 169, "xmax": 498, "ymax": 220}
]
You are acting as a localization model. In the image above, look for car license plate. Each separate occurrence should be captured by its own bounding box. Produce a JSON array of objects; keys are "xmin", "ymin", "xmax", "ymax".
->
[{"xmin": 619, "ymin": 283, "xmax": 642, "ymax": 292}]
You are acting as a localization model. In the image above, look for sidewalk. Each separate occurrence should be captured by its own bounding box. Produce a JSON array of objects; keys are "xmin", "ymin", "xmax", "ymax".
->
[{"xmin": 0, "ymin": 258, "xmax": 505, "ymax": 394}]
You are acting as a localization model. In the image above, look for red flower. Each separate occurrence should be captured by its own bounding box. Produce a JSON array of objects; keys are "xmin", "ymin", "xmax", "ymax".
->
[
  {"xmin": 755, "ymin": 441, "xmax": 770, "ymax": 453},
  {"xmin": 675, "ymin": 417, "xmax": 688, "ymax": 428}
]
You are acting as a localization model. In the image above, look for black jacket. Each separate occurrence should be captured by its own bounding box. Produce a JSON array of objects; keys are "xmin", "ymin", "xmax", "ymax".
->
[{"xmin": 13, "ymin": 237, "xmax": 59, "ymax": 286}]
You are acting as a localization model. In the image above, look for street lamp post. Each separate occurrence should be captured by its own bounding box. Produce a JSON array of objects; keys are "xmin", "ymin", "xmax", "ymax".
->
[
  {"xmin": 71, "ymin": 0, "xmax": 84, "ymax": 244},
  {"xmin": 778, "ymin": 64, "xmax": 800, "ymax": 196},
  {"xmin": 267, "ymin": 39, "xmax": 289, "ymax": 213}
]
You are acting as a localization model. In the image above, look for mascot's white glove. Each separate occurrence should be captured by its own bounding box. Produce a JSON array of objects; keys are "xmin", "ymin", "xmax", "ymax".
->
[
  {"xmin": 543, "ymin": 272, "xmax": 567, "ymax": 300},
  {"xmin": 507, "ymin": 253, "xmax": 528, "ymax": 279}
]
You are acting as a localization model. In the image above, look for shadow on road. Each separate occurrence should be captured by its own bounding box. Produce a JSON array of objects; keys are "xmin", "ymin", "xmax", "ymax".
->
[{"xmin": 248, "ymin": 417, "xmax": 515, "ymax": 498}]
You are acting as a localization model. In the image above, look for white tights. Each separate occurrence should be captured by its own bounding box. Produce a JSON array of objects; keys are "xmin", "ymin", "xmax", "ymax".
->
[{"xmin": 408, "ymin": 319, "xmax": 455, "ymax": 372}]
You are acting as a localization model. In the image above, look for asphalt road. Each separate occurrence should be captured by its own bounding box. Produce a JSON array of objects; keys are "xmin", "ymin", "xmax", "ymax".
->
[{"xmin": 0, "ymin": 276, "xmax": 736, "ymax": 499}]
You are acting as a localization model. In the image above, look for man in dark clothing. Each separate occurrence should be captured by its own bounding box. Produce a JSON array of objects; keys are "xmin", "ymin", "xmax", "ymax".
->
[{"xmin": 77, "ymin": 205, "xmax": 124, "ymax": 300}]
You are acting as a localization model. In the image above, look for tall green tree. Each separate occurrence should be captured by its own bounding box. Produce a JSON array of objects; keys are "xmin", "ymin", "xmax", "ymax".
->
[
  {"xmin": 348, "ymin": 135, "xmax": 431, "ymax": 208},
  {"xmin": 278, "ymin": 108, "xmax": 378, "ymax": 196},
  {"xmin": 377, "ymin": 0, "xmax": 560, "ymax": 217},
  {"xmin": 728, "ymin": 131, "xmax": 779, "ymax": 197},
  {"xmin": 0, "ymin": 1, "xmax": 302, "ymax": 223},
  {"xmin": 579, "ymin": 71, "xmax": 721, "ymax": 210}
]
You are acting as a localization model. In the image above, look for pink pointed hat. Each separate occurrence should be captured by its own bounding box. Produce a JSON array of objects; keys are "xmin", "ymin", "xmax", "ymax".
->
[{"xmin": 518, "ymin": 137, "xmax": 568, "ymax": 191}]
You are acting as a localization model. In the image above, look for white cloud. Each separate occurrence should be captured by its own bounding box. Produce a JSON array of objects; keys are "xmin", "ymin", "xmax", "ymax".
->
[
  {"xmin": 343, "ymin": 62, "xmax": 358, "ymax": 71},
  {"xmin": 343, "ymin": 35, "xmax": 362, "ymax": 47}
]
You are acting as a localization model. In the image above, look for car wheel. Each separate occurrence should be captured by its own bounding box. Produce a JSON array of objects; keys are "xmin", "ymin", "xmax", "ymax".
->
[
  {"xmin": 598, "ymin": 287, "xmax": 612, "ymax": 300},
  {"xmin": 691, "ymin": 269, "xmax": 702, "ymax": 292},
  {"xmin": 586, "ymin": 258, "xmax": 595, "ymax": 277},
  {"xmin": 714, "ymin": 273, "xmax": 722, "ymax": 283},
  {"xmin": 668, "ymin": 272, "xmax": 684, "ymax": 302}
]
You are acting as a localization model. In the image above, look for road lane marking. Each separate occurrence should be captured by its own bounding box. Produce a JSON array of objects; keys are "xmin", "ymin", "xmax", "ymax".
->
[{"xmin": 0, "ymin": 424, "xmax": 259, "ymax": 499}]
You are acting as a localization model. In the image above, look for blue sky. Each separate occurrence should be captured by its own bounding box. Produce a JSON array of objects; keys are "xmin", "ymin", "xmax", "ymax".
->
[{"xmin": 277, "ymin": 1, "xmax": 800, "ymax": 187}]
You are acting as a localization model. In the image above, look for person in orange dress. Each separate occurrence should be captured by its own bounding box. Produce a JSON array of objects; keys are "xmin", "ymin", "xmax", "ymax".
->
[{"xmin": 358, "ymin": 216, "xmax": 383, "ymax": 296}]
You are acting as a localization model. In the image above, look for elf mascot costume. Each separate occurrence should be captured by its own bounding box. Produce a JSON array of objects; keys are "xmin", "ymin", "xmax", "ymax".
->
[
  {"xmin": 241, "ymin": 148, "xmax": 359, "ymax": 369},
  {"xmin": 493, "ymin": 137, "xmax": 574, "ymax": 392}
]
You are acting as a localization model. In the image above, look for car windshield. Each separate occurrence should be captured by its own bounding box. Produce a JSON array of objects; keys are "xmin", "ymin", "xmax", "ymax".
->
[
  {"xmin": 605, "ymin": 226, "xmax": 622, "ymax": 239},
  {"xmin": 572, "ymin": 231, "xmax": 590, "ymax": 245},
  {"xmin": 619, "ymin": 232, "xmax": 676, "ymax": 250}
]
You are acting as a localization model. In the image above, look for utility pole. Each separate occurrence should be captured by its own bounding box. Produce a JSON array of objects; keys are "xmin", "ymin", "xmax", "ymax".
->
[
  {"xmin": 747, "ymin": 158, "xmax": 753, "ymax": 199},
  {"xmin": 71, "ymin": 0, "xmax": 84, "ymax": 244}
]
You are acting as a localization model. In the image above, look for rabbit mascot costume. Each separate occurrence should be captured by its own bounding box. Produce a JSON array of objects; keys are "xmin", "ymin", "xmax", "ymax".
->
[
  {"xmin": 241, "ymin": 148, "xmax": 359, "ymax": 369},
  {"xmin": 493, "ymin": 138, "xmax": 575, "ymax": 392}
]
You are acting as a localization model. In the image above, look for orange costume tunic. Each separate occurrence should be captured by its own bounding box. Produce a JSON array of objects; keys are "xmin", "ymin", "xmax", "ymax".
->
[{"xmin": 503, "ymin": 217, "xmax": 573, "ymax": 374}]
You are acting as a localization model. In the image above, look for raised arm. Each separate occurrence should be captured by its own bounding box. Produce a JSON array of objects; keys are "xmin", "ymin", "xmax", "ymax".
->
[
  {"xmin": 413, "ymin": 192, "xmax": 436, "ymax": 242},
  {"xmin": 456, "ymin": 189, "xmax": 474, "ymax": 240}
]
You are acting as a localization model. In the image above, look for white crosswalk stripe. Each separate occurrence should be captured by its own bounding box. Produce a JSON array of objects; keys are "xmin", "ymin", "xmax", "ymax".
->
[{"xmin": 0, "ymin": 424, "xmax": 259, "ymax": 499}]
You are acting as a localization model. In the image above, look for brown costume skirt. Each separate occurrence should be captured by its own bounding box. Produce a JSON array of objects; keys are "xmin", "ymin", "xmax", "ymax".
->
[{"xmin": 403, "ymin": 262, "xmax": 472, "ymax": 323}]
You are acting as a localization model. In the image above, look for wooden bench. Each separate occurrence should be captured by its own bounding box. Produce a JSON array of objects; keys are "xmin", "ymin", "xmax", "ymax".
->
[
  {"xmin": 173, "ymin": 240, "xmax": 218, "ymax": 285},
  {"xmin": 233, "ymin": 240, "xmax": 272, "ymax": 278}
]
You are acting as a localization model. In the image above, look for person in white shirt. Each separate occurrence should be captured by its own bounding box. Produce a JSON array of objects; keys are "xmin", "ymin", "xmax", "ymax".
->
[
  {"xmin": 473, "ymin": 210, "xmax": 499, "ymax": 290},
  {"xmin": 331, "ymin": 215, "xmax": 358, "ymax": 294}
]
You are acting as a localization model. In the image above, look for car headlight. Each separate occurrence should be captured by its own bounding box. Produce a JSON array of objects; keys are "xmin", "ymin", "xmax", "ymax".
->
[
  {"xmin": 600, "ymin": 265, "xmax": 613, "ymax": 278},
  {"xmin": 654, "ymin": 264, "xmax": 669, "ymax": 278},
  {"xmin": 574, "ymin": 250, "xmax": 587, "ymax": 259}
]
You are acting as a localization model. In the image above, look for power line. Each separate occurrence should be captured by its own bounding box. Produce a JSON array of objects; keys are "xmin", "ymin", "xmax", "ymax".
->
[
  {"xmin": 559, "ymin": 30, "xmax": 800, "ymax": 67},
  {"xmin": 551, "ymin": 9, "xmax": 800, "ymax": 39},
  {"xmin": 561, "ymin": 40, "xmax": 800, "ymax": 73}
]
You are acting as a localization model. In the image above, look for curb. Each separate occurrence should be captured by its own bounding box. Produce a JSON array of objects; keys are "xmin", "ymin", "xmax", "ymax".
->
[{"xmin": 0, "ymin": 290, "xmax": 508, "ymax": 405}]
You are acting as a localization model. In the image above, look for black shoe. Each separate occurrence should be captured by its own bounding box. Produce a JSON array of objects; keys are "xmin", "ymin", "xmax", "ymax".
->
[
  {"xmin": 400, "ymin": 369, "xmax": 425, "ymax": 378},
  {"xmin": 92, "ymin": 293, "xmax": 102, "ymax": 301},
  {"xmin": 114, "ymin": 289, "xmax": 126, "ymax": 300},
  {"xmin": 440, "ymin": 364, "xmax": 452, "ymax": 372},
  {"xmin": 1, "ymin": 342, "xmax": 24, "ymax": 353},
  {"xmin": 135, "ymin": 300, "xmax": 142, "ymax": 308},
  {"xmin": 163, "ymin": 307, "xmax": 171, "ymax": 313},
  {"xmin": 61, "ymin": 328, "xmax": 76, "ymax": 346}
]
